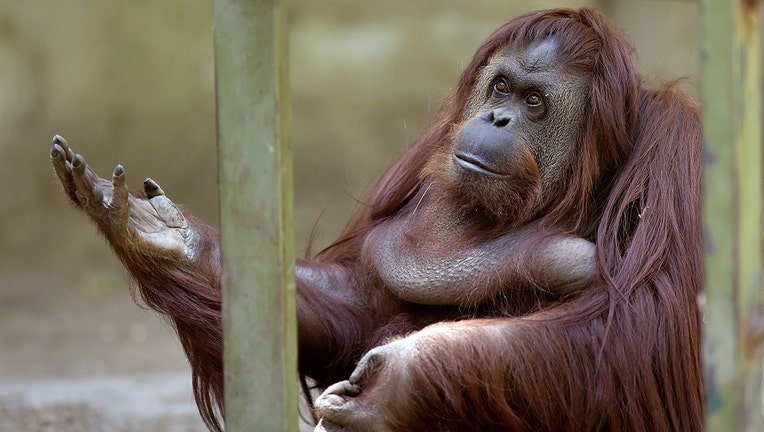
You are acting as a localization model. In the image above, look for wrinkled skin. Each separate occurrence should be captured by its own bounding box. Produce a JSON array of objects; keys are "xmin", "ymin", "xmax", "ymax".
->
[
  {"xmin": 51, "ymin": 37, "xmax": 597, "ymax": 432},
  {"xmin": 50, "ymin": 135, "xmax": 194, "ymax": 259}
]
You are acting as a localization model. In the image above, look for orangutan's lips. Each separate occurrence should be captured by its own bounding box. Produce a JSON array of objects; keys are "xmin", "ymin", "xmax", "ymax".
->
[{"xmin": 453, "ymin": 152, "xmax": 508, "ymax": 178}]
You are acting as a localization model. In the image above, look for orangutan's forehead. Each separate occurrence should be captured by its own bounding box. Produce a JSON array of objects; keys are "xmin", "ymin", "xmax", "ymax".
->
[{"xmin": 489, "ymin": 38, "xmax": 560, "ymax": 74}]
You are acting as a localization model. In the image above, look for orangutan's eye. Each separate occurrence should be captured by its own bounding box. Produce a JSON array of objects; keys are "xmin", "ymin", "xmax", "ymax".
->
[
  {"xmin": 493, "ymin": 78, "xmax": 510, "ymax": 95},
  {"xmin": 525, "ymin": 92, "xmax": 543, "ymax": 107}
]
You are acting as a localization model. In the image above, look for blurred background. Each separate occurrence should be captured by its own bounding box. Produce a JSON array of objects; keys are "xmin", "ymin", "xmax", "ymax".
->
[{"xmin": 0, "ymin": 0, "xmax": 698, "ymax": 430}]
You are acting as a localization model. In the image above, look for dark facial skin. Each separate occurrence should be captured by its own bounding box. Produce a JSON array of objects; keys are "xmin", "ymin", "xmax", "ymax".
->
[
  {"xmin": 364, "ymin": 38, "xmax": 597, "ymax": 308},
  {"xmin": 455, "ymin": 38, "xmax": 590, "ymax": 213}
]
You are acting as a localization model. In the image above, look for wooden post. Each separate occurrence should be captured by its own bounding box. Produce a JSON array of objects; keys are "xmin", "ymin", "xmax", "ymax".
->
[
  {"xmin": 214, "ymin": 0, "xmax": 297, "ymax": 430},
  {"xmin": 701, "ymin": 0, "xmax": 764, "ymax": 430}
]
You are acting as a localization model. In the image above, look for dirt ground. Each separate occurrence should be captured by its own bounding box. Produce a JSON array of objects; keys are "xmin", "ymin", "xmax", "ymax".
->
[
  {"xmin": 0, "ymin": 267, "xmax": 318, "ymax": 432},
  {"xmin": 0, "ymin": 265, "xmax": 209, "ymax": 431}
]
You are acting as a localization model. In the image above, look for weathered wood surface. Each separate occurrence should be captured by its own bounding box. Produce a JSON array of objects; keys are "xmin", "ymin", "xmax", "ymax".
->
[
  {"xmin": 701, "ymin": 0, "xmax": 764, "ymax": 430},
  {"xmin": 214, "ymin": 0, "xmax": 297, "ymax": 430}
]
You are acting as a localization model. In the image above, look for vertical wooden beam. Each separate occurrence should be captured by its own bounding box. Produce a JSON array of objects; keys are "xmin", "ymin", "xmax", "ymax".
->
[
  {"xmin": 214, "ymin": 0, "xmax": 297, "ymax": 430},
  {"xmin": 701, "ymin": 0, "xmax": 763, "ymax": 430}
]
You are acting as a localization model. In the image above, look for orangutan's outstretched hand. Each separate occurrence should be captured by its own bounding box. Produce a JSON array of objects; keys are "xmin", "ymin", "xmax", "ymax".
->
[{"xmin": 50, "ymin": 134, "xmax": 194, "ymax": 259}]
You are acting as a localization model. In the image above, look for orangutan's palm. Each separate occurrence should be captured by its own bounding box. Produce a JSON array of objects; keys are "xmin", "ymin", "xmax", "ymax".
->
[{"xmin": 50, "ymin": 135, "xmax": 193, "ymax": 259}]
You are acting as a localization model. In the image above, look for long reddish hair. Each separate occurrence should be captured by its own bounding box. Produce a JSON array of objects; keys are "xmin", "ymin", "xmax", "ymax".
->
[
  {"xmin": 322, "ymin": 7, "xmax": 703, "ymax": 431},
  {"xmin": 321, "ymin": 8, "xmax": 642, "ymax": 258}
]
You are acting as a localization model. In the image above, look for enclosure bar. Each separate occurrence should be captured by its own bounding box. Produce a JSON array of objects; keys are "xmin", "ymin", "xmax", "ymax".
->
[
  {"xmin": 701, "ymin": 0, "xmax": 763, "ymax": 430},
  {"xmin": 214, "ymin": 0, "xmax": 297, "ymax": 430}
]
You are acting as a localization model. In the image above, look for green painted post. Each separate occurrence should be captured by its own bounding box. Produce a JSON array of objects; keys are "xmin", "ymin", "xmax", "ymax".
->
[
  {"xmin": 213, "ymin": 0, "xmax": 297, "ymax": 430},
  {"xmin": 701, "ymin": 0, "xmax": 764, "ymax": 430}
]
